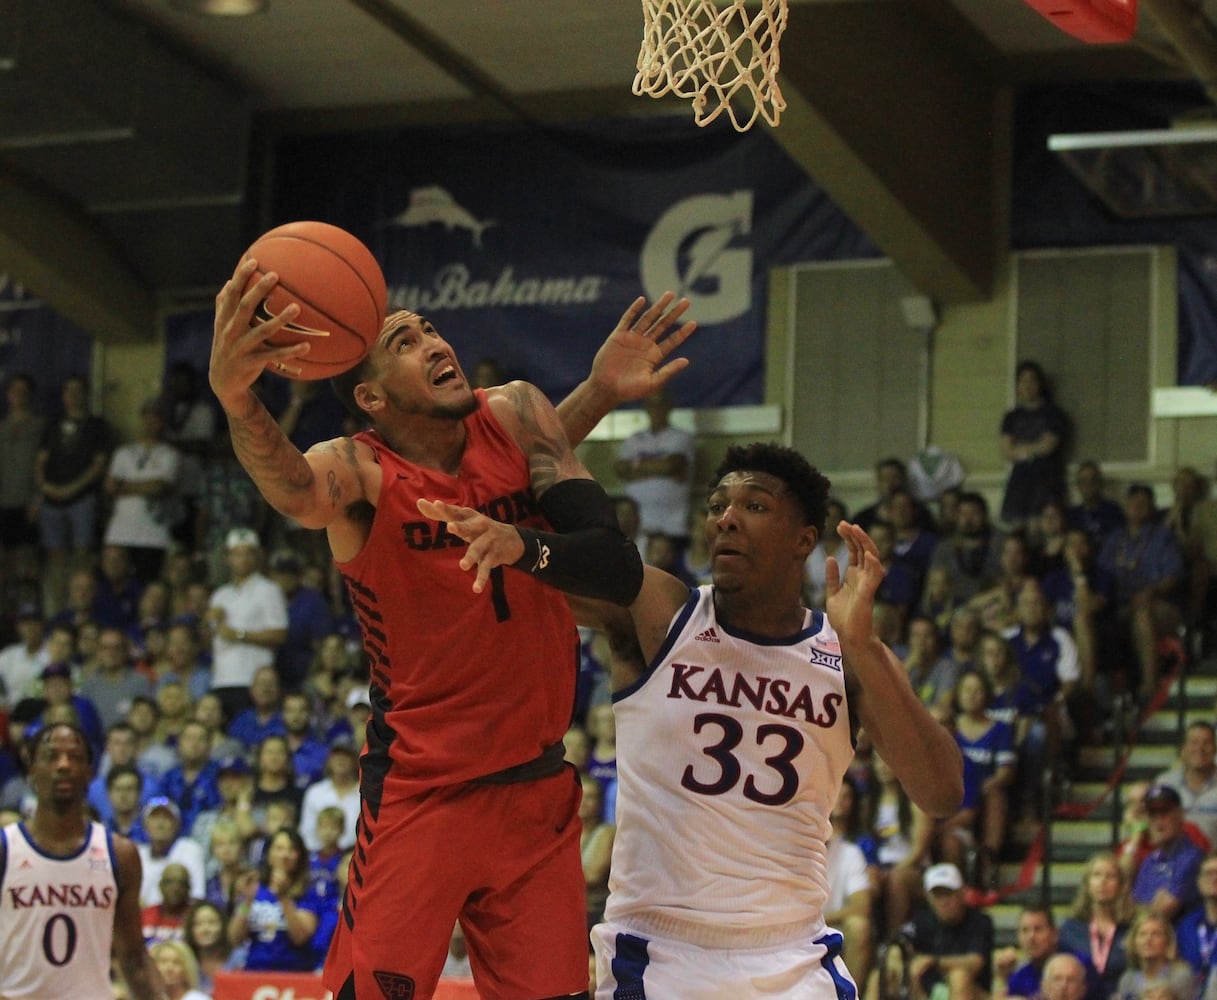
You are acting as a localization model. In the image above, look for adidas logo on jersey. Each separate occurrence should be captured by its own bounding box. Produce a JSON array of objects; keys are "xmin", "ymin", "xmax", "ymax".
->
[{"xmin": 694, "ymin": 627, "xmax": 720, "ymax": 643}]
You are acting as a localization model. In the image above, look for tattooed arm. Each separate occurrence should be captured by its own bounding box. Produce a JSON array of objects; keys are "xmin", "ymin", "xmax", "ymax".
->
[
  {"xmin": 209, "ymin": 258, "xmax": 376, "ymax": 545},
  {"xmin": 487, "ymin": 379, "xmax": 594, "ymax": 498}
]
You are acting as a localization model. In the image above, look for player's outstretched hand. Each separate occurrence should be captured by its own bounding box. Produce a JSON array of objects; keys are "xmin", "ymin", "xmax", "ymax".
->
[
  {"xmin": 824, "ymin": 521, "xmax": 886, "ymax": 645},
  {"xmin": 416, "ymin": 498, "xmax": 526, "ymax": 594},
  {"xmin": 209, "ymin": 258, "xmax": 320, "ymax": 409},
  {"xmin": 590, "ymin": 292, "xmax": 697, "ymax": 403}
]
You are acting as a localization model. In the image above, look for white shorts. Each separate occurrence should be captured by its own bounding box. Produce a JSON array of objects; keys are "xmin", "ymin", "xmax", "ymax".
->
[{"xmin": 591, "ymin": 922, "xmax": 859, "ymax": 1000}]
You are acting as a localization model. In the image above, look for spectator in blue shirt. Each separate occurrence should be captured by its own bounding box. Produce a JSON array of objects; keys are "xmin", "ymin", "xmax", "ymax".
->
[
  {"xmin": 268, "ymin": 550, "xmax": 333, "ymax": 695},
  {"xmin": 104, "ymin": 762, "xmax": 149, "ymax": 844},
  {"xmin": 1133, "ymin": 784, "xmax": 1205, "ymax": 923},
  {"xmin": 1068, "ymin": 461, "xmax": 1126, "ymax": 544},
  {"xmin": 1174, "ymin": 851, "xmax": 1217, "ymax": 978},
  {"xmin": 30, "ymin": 662, "xmax": 104, "ymax": 753},
  {"xmin": 281, "ymin": 691, "xmax": 327, "ymax": 790},
  {"xmin": 228, "ymin": 827, "xmax": 326, "ymax": 972},
  {"xmin": 1098, "ymin": 483, "xmax": 1186, "ymax": 703},
  {"xmin": 227, "ymin": 665, "xmax": 287, "ymax": 750},
  {"xmin": 158, "ymin": 719, "xmax": 222, "ymax": 835}
]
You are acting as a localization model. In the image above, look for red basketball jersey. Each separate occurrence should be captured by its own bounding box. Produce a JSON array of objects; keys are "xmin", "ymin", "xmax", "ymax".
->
[{"xmin": 338, "ymin": 390, "xmax": 579, "ymax": 801}]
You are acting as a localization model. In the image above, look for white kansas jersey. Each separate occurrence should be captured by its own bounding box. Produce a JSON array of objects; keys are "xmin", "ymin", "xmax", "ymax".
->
[
  {"xmin": 605, "ymin": 586, "xmax": 855, "ymax": 945},
  {"xmin": 0, "ymin": 821, "xmax": 119, "ymax": 999}
]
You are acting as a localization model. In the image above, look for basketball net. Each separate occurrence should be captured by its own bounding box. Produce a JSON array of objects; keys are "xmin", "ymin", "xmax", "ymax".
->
[{"xmin": 634, "ymin": 0, "xmax": 789, "ymax": 132}]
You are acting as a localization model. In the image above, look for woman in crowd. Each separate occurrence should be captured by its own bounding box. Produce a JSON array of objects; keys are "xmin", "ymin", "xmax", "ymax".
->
[
  {"xmin": 1057, "ymin": 851, "xmax": 1135, "ymax": 999},
  {"xmin": 249, "ymin": 735, "xmax": 303, "ymax": 835},
  {"xmin": 184, "ymin": 899, "xmax": 238, "ymax": 992},
  {"xmin": 203, "ymin": 818, "xmax": 254, "ymax": 916},
  {"xmin": 1029, "ymin": 496, "xmax": 1070, "ymax": 578},
  {"xmin": 1114, "ymin": 911, "xmax": 1197, "ymax": 1000},
  {"xmin": 999, "ymin": 358, "xmax": 1069, "ymax": 530},
  {"xmin": 940, "ymin": 670, "xmax": 1017, "ymax": 890},
  {"xmin": 150, "ymin": 939, "xmax": 212, "ymax": 1000},
  {"xmin": 863, "ymin": 752, "xmax": 932, "ymax": 938},
  {"xmin": 228, "ymin": 827, "xmax": 327, "ymax": 972}
]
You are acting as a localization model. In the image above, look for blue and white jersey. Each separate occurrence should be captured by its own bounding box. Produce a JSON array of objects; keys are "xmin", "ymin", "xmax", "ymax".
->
[
  {"xmin": 604, "ymin": 586, "xmax": 855, "ymax": 945},
  {"xmin": 0, "ymin": 820, "xmax": 119, "ymax": 999}
]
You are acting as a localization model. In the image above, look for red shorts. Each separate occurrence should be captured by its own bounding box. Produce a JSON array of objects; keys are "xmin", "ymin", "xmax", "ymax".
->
[{"xmin": 323, "ymin": 766, "xmax": 588, "ymax": 1000}]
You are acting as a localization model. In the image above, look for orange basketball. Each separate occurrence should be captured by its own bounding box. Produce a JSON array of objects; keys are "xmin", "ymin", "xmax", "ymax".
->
[{"xmin": 242, "ymin": 221, "xmax": 387, "ymax": 381}]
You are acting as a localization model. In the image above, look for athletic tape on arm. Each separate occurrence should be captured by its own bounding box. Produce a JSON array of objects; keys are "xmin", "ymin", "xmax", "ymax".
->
[{"xmin": 511, "ymin": 477, "xmax": 643, "ymax": 606}]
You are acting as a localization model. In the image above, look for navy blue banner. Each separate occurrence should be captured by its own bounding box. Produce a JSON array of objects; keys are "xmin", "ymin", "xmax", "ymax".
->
[
  {"xmin": 270, "ymin": 116, "xmax": 879, "ymax": 408},
  {"xmin": 0, "ymin": 273, "xmax": 92, "ymax": 412}
]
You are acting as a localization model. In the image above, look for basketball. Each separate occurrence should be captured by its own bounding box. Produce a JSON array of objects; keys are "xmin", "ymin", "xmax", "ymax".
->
[{"xmin": 241, "ymin": 220, "xmax": 387, "ymax": 380}]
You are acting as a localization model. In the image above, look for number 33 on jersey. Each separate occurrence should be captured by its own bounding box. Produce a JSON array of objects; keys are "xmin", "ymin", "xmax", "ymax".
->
[{"xmin": 606, "ymin": 586, "xmax": 855, "ymax": 929}]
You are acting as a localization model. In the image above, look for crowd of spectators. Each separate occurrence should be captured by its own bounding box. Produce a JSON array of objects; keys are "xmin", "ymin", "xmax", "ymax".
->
[{"xmin": 2, "ymin": 357, "xmax": 1217, "ymax": 999}]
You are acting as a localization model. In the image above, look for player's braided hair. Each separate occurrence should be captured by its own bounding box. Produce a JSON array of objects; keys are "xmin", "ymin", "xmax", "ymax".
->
[
  {"xmin": 709, "ymin": 443, "xmax": 831, "ymax": 535},
  {"xmin": 23, "ymin": 721, "xmax": 95, "ymax": 770}
]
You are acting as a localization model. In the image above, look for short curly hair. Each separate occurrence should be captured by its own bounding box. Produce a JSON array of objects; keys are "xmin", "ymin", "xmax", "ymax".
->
[{"xmin": 709, "ymin": 443, "xmax": 831, "ymax": 535}]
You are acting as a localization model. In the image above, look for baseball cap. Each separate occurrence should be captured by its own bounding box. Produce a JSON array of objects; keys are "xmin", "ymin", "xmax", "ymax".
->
[
  {"xmin": 1144, "ymin": 784, "xmax": 1183, "ymax": 812},
  {"xmin": 15, "ymin": 602, "xmax": 42, "ymax": 621},
  {"xmin": 346, "ymin": 687, "xmax": 372, "ymax": 711},
  {"xmin": 215, "ymin": 754, "xmax": 251, "ymax": 776},
  {"xmin": 225, "ymin": 527, "xmax": 261, "ymax": 550},
  {"xmin": 39, "ymin": 663, "xmax": 73, "ymax": 683},
  {"xmin": 142, "ymin": 797, "xmax": 181, "ymax": 824},
  {"xmin": 924, "ymin": 862, "xmax": 964, "ymax": 893}
]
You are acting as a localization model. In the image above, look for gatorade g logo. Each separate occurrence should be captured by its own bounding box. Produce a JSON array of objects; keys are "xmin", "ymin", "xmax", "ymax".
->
[{"xmin": 640, "ymin": 191, "xmax": 753, "ymax": 326}]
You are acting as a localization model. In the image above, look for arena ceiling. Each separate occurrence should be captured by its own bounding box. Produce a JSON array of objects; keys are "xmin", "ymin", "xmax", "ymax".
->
[{"xmin": 0, "ymin": 0, "xmax": 1212, "ymax": 342}]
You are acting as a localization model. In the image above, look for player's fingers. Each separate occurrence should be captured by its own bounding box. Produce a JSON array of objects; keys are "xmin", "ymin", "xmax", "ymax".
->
[
  {"xmin": 470, "ymin": 555, "xmax": 494, "ymax": 594},
  {"xmin": 651, "ymin": 296, "xmax": 691, "ymax": 333},
  {"xmin": 825, "ymin": 555, "xmax": 841, "ymax": 594},
  {"xmin": 616, "ymin": 296, "xmax": 648, "ymax": 331},
  {"xmin": 266, "ymin": 343, "xmax": 313, "ymax": 378},
  {"xmin": 215, "ymin": 260, "xmax": 260, "ymax": 324},
  {"xmin": 416, "ymin": 498, "xmax": 452, "ymax": 524},
  {"xmin": 238, "ymin": 269, "xmax": 279, "ymax": 314},
  {"xmin": 634, "ymin": 292, "xmax": 676, "ymax": 333},
  {"xmin": 654, "ymin": 320, "xmax": 697, "ymax": 356},
  {"xmin": 651, "ymin": 357, "xmax": 691, "ymax": 387}
]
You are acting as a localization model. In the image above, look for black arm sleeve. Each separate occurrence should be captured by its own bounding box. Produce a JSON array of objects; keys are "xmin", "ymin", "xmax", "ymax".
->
[{"xmin": 510, "ymin": 477, "xmax": 644, "ymax": 606}]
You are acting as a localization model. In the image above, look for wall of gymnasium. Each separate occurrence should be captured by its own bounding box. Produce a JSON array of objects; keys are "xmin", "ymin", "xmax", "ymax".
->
[{"xmin": 577, "ymin": 244, "xmax": 1216, "ymax": 524}]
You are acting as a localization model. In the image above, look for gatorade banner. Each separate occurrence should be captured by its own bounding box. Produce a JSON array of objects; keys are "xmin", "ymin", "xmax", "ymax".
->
[{"xmin": 269, "ymin": 116, "xmax": 879, "ymax": 408}]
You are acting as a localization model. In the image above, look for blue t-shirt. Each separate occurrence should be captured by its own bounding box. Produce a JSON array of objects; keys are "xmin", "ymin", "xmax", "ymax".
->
[
  {"xmin": 242, "ymin": 883, "xmax": 329, "ymax": 972},
  {"xmin": 1008, "ymin": 950, "xmax": 1105, "ymax": 1000},
  {"xmin": 228, "ymin": 710, "xmax": 288, "ymax": 750},
  {"xmin": 1132, "ymin": 836, "xmax": 1204, "ymax": 912},
  {"xmin": 1175, "ymin": 905, "xmax": 1217, "ymax": 976}
]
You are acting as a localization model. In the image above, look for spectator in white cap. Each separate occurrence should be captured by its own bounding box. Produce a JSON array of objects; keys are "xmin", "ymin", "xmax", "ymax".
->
[
  {"xmin": 903, "ymin": 862, "xmax": 994, "ymax": 1000},
  {"xmin": 204, "ymin": 527, "xmax": 287, "ymax": 722},
  {"xmin": 137, "ymin": 796, "xmax": 206, "ymax": 907}
]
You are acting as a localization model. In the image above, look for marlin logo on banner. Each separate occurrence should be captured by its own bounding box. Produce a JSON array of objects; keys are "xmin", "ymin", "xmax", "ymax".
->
[{"xmin": 387, "ymin": 186, "xmax": 497, "ymax": 248}]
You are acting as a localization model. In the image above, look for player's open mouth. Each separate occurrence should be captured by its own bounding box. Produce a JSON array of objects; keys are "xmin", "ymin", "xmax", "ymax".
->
[{"xmin": 431, "ymin": 364, "xmax": 458, "ymax": 386}]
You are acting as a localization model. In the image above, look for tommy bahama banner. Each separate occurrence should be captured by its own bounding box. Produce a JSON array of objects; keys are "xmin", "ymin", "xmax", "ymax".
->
[{"xmin": 269, "ymin": 116, "xmax": 879, "ymax": 408}]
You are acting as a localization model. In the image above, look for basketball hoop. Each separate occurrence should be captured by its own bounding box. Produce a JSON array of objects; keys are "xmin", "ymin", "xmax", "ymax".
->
[{"xmin": 633, "ymin": 0, "xmax": 789, "ymax": 132}]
